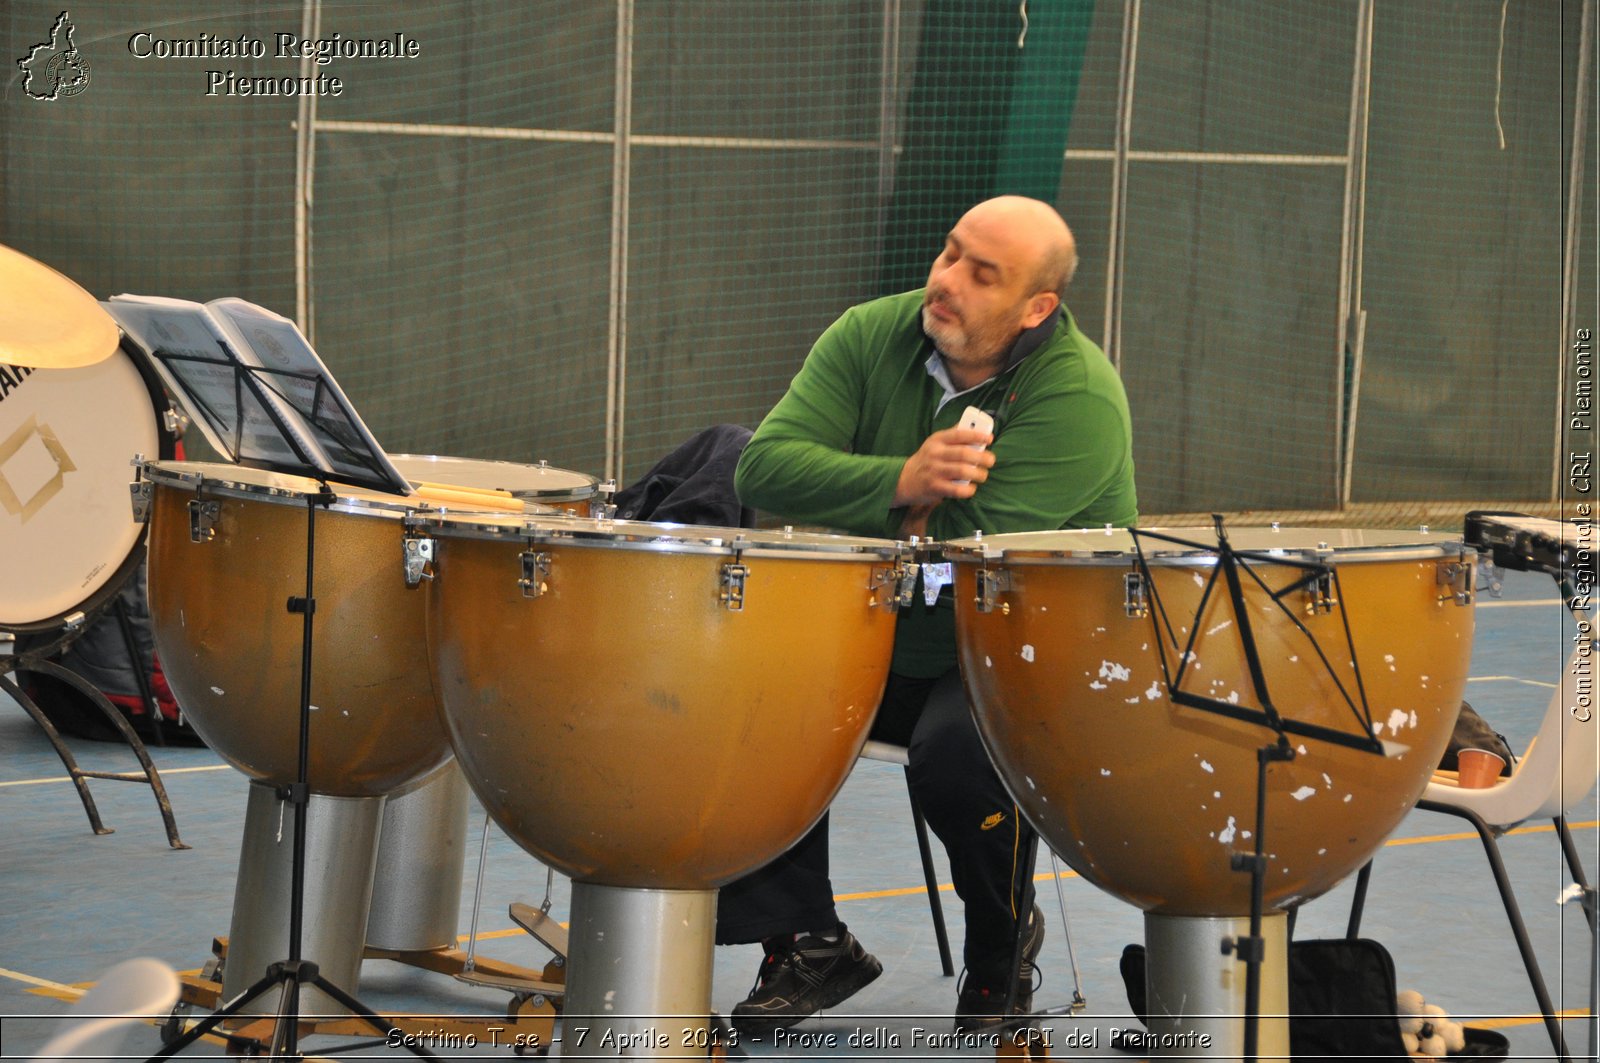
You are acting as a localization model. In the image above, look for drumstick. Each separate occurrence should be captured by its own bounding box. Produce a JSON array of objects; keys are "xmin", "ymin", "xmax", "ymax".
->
[{"xmin": 411, "ymin": 481, "xmax": 524, "ymax": 512}]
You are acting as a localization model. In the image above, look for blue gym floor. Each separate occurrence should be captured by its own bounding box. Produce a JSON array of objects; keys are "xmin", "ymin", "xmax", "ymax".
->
[{"xmin": 1, "ymin": 567, "xmax": 1594, "ymax": 1061}]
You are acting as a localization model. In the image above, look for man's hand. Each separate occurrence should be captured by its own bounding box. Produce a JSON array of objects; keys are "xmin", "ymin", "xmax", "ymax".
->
[{"xmin": 892, "ymin": 427, "xmax": 995, "ymax": 508}]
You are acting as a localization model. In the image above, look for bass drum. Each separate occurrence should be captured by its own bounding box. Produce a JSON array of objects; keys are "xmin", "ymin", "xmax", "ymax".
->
[{"xmin": 0, "ymin": 343, "xmax": 174, "ymax": 634}]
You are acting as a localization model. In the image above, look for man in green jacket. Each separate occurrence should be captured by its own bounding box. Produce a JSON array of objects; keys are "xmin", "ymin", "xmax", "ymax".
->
[{"xmin": 717, "ymin": 196, "xmax": 1137, "ymax": 1034}]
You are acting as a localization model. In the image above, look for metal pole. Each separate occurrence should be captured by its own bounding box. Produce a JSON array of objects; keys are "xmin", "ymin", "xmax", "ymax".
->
[
  {"xmin": 1339, "ymin": 3, "xmax": 1375, "ymax": 507},
  {"xmin": 293, "ymin": 0, "xmax": 322, "ymax": 341},
  {"xmin": 875, "ymin": 0, "xmax": 902, "ymax": 263},
  {"xmin": 1336, "ymin": 0, "xmax": 1373, "ymax": 505},
  {"xmin": 1557, "ymin": 0, "xmax": 1594, "ymax": 500},
  {"xmin": 604, "ymin": 0, "xmax": 635, "ymax": 485},
  {"xmin": 1103, "ymin": 0, "xmax": 1140, "ymax": 369}
]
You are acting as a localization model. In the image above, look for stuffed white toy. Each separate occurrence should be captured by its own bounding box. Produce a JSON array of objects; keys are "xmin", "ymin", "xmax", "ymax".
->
[{"xmin": 1396, "ymin": 990, "xmax": 1467, "ymax": 1060}]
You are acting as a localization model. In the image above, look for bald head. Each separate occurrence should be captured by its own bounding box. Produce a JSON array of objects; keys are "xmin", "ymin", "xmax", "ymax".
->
[
  {"xmin": 959, "ymin": 196, "xmax": 1079, "ymax": 298},
  {"xmin": 922, "ymin": 196, "xmax": 1080, "ymax": 387}
]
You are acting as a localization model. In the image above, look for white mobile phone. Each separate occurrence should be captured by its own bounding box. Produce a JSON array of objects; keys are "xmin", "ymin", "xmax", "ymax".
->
[
  {"xmin": 953, "ymin": 406, "xmax": 993, "ymax": 485},
  {"xmin": 960, "ymin": 405, "xmax": 994, "ymax": 442}
]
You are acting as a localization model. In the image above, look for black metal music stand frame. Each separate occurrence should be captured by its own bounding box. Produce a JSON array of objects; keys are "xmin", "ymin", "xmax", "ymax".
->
[
  {"xmin": 1128, "ymin": 516, "xmax": 1391, "ymax": 1063},
  {"xmin": 132, "ymin": 352, "xmax": 435, "ymax": 1061}
]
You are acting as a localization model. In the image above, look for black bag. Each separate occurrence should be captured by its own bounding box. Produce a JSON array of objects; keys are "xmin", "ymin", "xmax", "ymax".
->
[{"xmin": 1120, "ymin": 938, "xmax": 1509, "ymax": 1061}]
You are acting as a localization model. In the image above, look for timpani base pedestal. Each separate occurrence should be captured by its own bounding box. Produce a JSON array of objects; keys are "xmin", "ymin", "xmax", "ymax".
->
[
  {"xmin": 1144, "ymin": 911, "xmax": 1289, "ymax": 1060},
  {"xmin": 561, "ymin": 883, "xmax": 717, "ymax": 1059}
]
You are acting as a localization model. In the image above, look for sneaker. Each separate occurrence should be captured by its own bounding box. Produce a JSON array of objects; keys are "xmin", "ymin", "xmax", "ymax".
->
[
  {"xmin": 953, "ymin": 904, "xmax": 1046, "ymax": 1033},
  {"xmin": 730, "ymin": 923, "xmax": 883, "ymax": 1037}
]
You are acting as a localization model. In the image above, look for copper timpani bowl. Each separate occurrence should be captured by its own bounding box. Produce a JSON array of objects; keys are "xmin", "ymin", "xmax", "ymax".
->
[
  {"xmin": 142, "ymin": 459, "xmax": 551, "ymax": 797},
  {"xmin": 420, "ymin": 514, "xmax": 906, "ymax": 889},
  {"xmin": 945, "ymin": 526, "xmax": 1475, "ymax": 916}
]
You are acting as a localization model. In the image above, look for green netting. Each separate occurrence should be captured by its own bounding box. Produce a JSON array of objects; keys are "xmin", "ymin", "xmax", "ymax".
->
[{"xmin": 2, "ymin": 0, "xmax": 1593, "ymax": 527}]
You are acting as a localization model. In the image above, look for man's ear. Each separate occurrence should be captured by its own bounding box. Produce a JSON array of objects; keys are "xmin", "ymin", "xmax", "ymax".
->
[{"xmin": 1021, "ymin": 292, "xmax": 1060, "ymax": 329}]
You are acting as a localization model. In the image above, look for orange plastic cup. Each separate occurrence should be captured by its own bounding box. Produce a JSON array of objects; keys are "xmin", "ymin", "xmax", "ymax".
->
[{"xmin": 1456, "ymin": 748, "xmax": 1506, "ymax": 789}]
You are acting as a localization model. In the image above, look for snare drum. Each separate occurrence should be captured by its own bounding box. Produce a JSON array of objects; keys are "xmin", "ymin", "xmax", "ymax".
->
[
  {"xmin": 420, "ymin": 514, "xmax": 906, "ymax": 889},
  {"xmin": 945, "ymin": 526, "xmax": 1475, "ymax": 916},
  {"xmin": 389, "ymin": 453, "xmax": 601, "ymax": 515},
  {"xmin": 1, "ymin": 346, "xmax": 174, "ymax": 634},
  {"xmin": 141, "ymin": 459, "xmax": 540, "ymax": 797}
]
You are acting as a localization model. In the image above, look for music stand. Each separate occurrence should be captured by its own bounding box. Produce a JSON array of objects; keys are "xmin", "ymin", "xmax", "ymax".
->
[
  {"xmin": 1129, "ymin": 516, "xmax": 1392, "ymax": 1062},
  {"xmin": 102, "ymin": 299, "xmax": 433, "ymax": 1060}
]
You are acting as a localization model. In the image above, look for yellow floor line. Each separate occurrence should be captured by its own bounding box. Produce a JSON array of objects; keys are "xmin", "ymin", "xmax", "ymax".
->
[
  {"xmin": 0, "ymin": 763, "xmax": 231, "ymax": 788},
  {"xmin": 832, "ymin": 822, "xmax": 1597, "ymax": 904},
  {"xmin": 0, "ymin": 966, "xmax": 86, "ymax": 1000},
  {"xmin": 1466, "ymin": 674, "xmax": 1559, "ymax": 688},
  {"xmin": 1478, "ymin": 599, "xmax": 1565, "ymax": 608},
  {"xmin": 1472, "ymin": 1007, "xmax": 1592, "ymax": 1029}
]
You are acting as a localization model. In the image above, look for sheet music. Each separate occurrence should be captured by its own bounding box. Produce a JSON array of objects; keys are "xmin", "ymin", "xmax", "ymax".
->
[{"xmin": 103, "ymin": 295, "xmax": 410, "ymax": 494}]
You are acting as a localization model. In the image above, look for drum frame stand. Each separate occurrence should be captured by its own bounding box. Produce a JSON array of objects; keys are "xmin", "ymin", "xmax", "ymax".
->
[
  {"xmin": 1131, "ymin": 517, "xmax": 1390, "ymax": 1061},
  {"xmin": 2, "ymin": 623, "xmax": 187, "ymax": 849},
  {"xmin": 152, "ymin": 489, "xmax": 439, "ymax": 1063}
]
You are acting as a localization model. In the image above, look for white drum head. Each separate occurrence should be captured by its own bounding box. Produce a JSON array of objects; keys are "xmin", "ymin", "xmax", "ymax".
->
[
  {"xmin": 1, "ymin": 349, "xmax": 165, "ymax": 630},
  {"xmin": 388, "ymin": 453, "xmax": 597, "ymax": 501}
]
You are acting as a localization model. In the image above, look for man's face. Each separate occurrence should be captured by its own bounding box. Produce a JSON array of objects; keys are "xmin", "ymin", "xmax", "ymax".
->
[{"xmin": 921, "ymin": 214, "xmax": 1041, "ymax": 374}]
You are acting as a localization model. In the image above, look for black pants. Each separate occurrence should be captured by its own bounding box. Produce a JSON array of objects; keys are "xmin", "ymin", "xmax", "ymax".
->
[{"xmin": 715, "ymin": 668, "xmax": 1036, "ymax": 977}]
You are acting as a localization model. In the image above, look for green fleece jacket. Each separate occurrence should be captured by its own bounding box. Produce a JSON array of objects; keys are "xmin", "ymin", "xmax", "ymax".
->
[{"xmin": 735, "ymin": 288, "xmax": 1137, "ymax": 676}]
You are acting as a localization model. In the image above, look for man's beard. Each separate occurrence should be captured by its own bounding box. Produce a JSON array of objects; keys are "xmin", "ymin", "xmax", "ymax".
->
[{"xmin": 922, "ymin": 298, "xmax": 1025, "ymax": 369}]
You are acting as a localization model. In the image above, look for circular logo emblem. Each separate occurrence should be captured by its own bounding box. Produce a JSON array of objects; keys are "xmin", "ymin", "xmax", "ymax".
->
[{"xmin": 46, "ymin": 51, "xmax": 91, "ymax": 97}]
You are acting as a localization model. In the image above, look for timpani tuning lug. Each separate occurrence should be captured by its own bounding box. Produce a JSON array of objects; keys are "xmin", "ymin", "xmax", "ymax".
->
[
  {"xmin": 1304, "ymin": 570, "xmax": 1338, "ymax": 614},
  {"xmin": 402, "ymin": 535, "xmax": 435, "ymax": 587},
  {"xmin": 518, "ymin": 551, "xmax": 552, "ymax": 599},
  {"xmin": 718, "ymin": 562, "xmax": 749, "ymax": 611},
  {"xmin": 187, "ymin": 498, "xmax": 220, "ymax": 543},
  {"xmin": 976, "ymin": 567, "xmax": 1013, "ymax": 614},
  {"xmin": 130, "ymin": 479, "xmax": 153, "ymax": 524},
  {"xmin": 868, "ymin": 561, "xmax": 920, "ymax": 610},
  {"xmin": 1123, "ymin": 569, "xmax": 1149, "ymax": 618},
  {"xmin": 1436, "ymin": 557, "xmax": 1474, "ymax": 606}
]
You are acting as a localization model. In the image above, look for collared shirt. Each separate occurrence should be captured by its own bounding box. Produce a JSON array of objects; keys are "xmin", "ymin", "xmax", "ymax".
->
[{"xmin": 922, "ymin": 306, "xmax": 1065, "ymax": 412}]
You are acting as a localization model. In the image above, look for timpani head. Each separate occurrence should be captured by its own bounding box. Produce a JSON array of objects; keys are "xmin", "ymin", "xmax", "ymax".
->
[{"xmin": 945, "ymin": 526, "xmax": 1475, "ymax": 916}]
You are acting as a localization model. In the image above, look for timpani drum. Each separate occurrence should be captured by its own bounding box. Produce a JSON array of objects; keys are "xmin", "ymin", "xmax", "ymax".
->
[
  {"xmin": 1, "ymin": 346, "xmax": 174, "ymax": 635},
  {"xmin": 420, "ymin": 513, "xmax": 907, "ymax": 1056},
  {"xmin": 388, "ymin": 453, "xmax": 603, "ymax": 515},
  {"xmin": 140, "ymin": 458, "xmax": 551, "ymax": 1013},
  {"xmin": 945, "ymin": 526, "xmax": 1476, "ymax": 1057}
]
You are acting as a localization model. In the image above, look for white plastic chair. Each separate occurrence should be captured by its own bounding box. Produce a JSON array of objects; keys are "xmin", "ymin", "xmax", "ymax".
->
[
  {"xmin": 30, "ymin": 956, "xmax": 179, "ymax": 1062},
  {"xmin": 1348, "ymin": 635, "xmax": 1598, "ymax": 1063}
]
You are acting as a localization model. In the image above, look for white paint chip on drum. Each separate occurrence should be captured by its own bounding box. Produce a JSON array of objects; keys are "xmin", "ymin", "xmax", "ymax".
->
[
  {"xmin": 1206, "ymin": 619, "xmax": 1233, "ymax": 636},
  {"xmin": 1193, "ymin": 572, "xmax": 1205, "ymax": 587},
  {"xmin": 1125, "ymin": 696, "xmax": 1141, "ymax": 704},
  {"xmin": 1344, "ymin": 794, "xmax": 1354, "ymax": 802},
  {"xmin": 1386, "ymin": 708, "xmax": 1409, "ymax": 734},
  {"xmin": 985, "ymin": 655, "xmax": 992, "ymax": 668},
  {"xmin": 1145, "ymin": 682, "xmax": 1161, "ymax": 700},
  {"xmin": 1322, "ymin": 773, "xmax": 1333, "ymax": 788},
  {"xmin": 1218, "ymin": 816, "xmax": 1238, "ymax": 844},
  {"xmin": 1291, "ymin": 786, "xmax": 1317, "ymax": 801},
  {"xmin": 1098, "ymin": 660, "xmax": 1131, "ymax": 682},
  {"xmin": 1297, "ymin": 744, "xmax": 1308, "ymax": 755},
  {"xmin": 1021, "ymin": 644, "xmax": 1035, "ymax": 662},
  {"xmin": 1199, "ymin": 759, "xmax": 1215, "ymax": 773},
  {"xmin": 1100, "ymin": 768, "xmax": 1111, "ymax": 776},
  {"xmin": 1090, "ymin": 680, "xmax": 1107, "ymax": 690},
  {"xmin": 1318, "ymin": 848, "xmax": 1328, "ymax": 855},
  {"xmin": 210, "ymin": 686, "xmax": 224, "ymax": 696}
]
